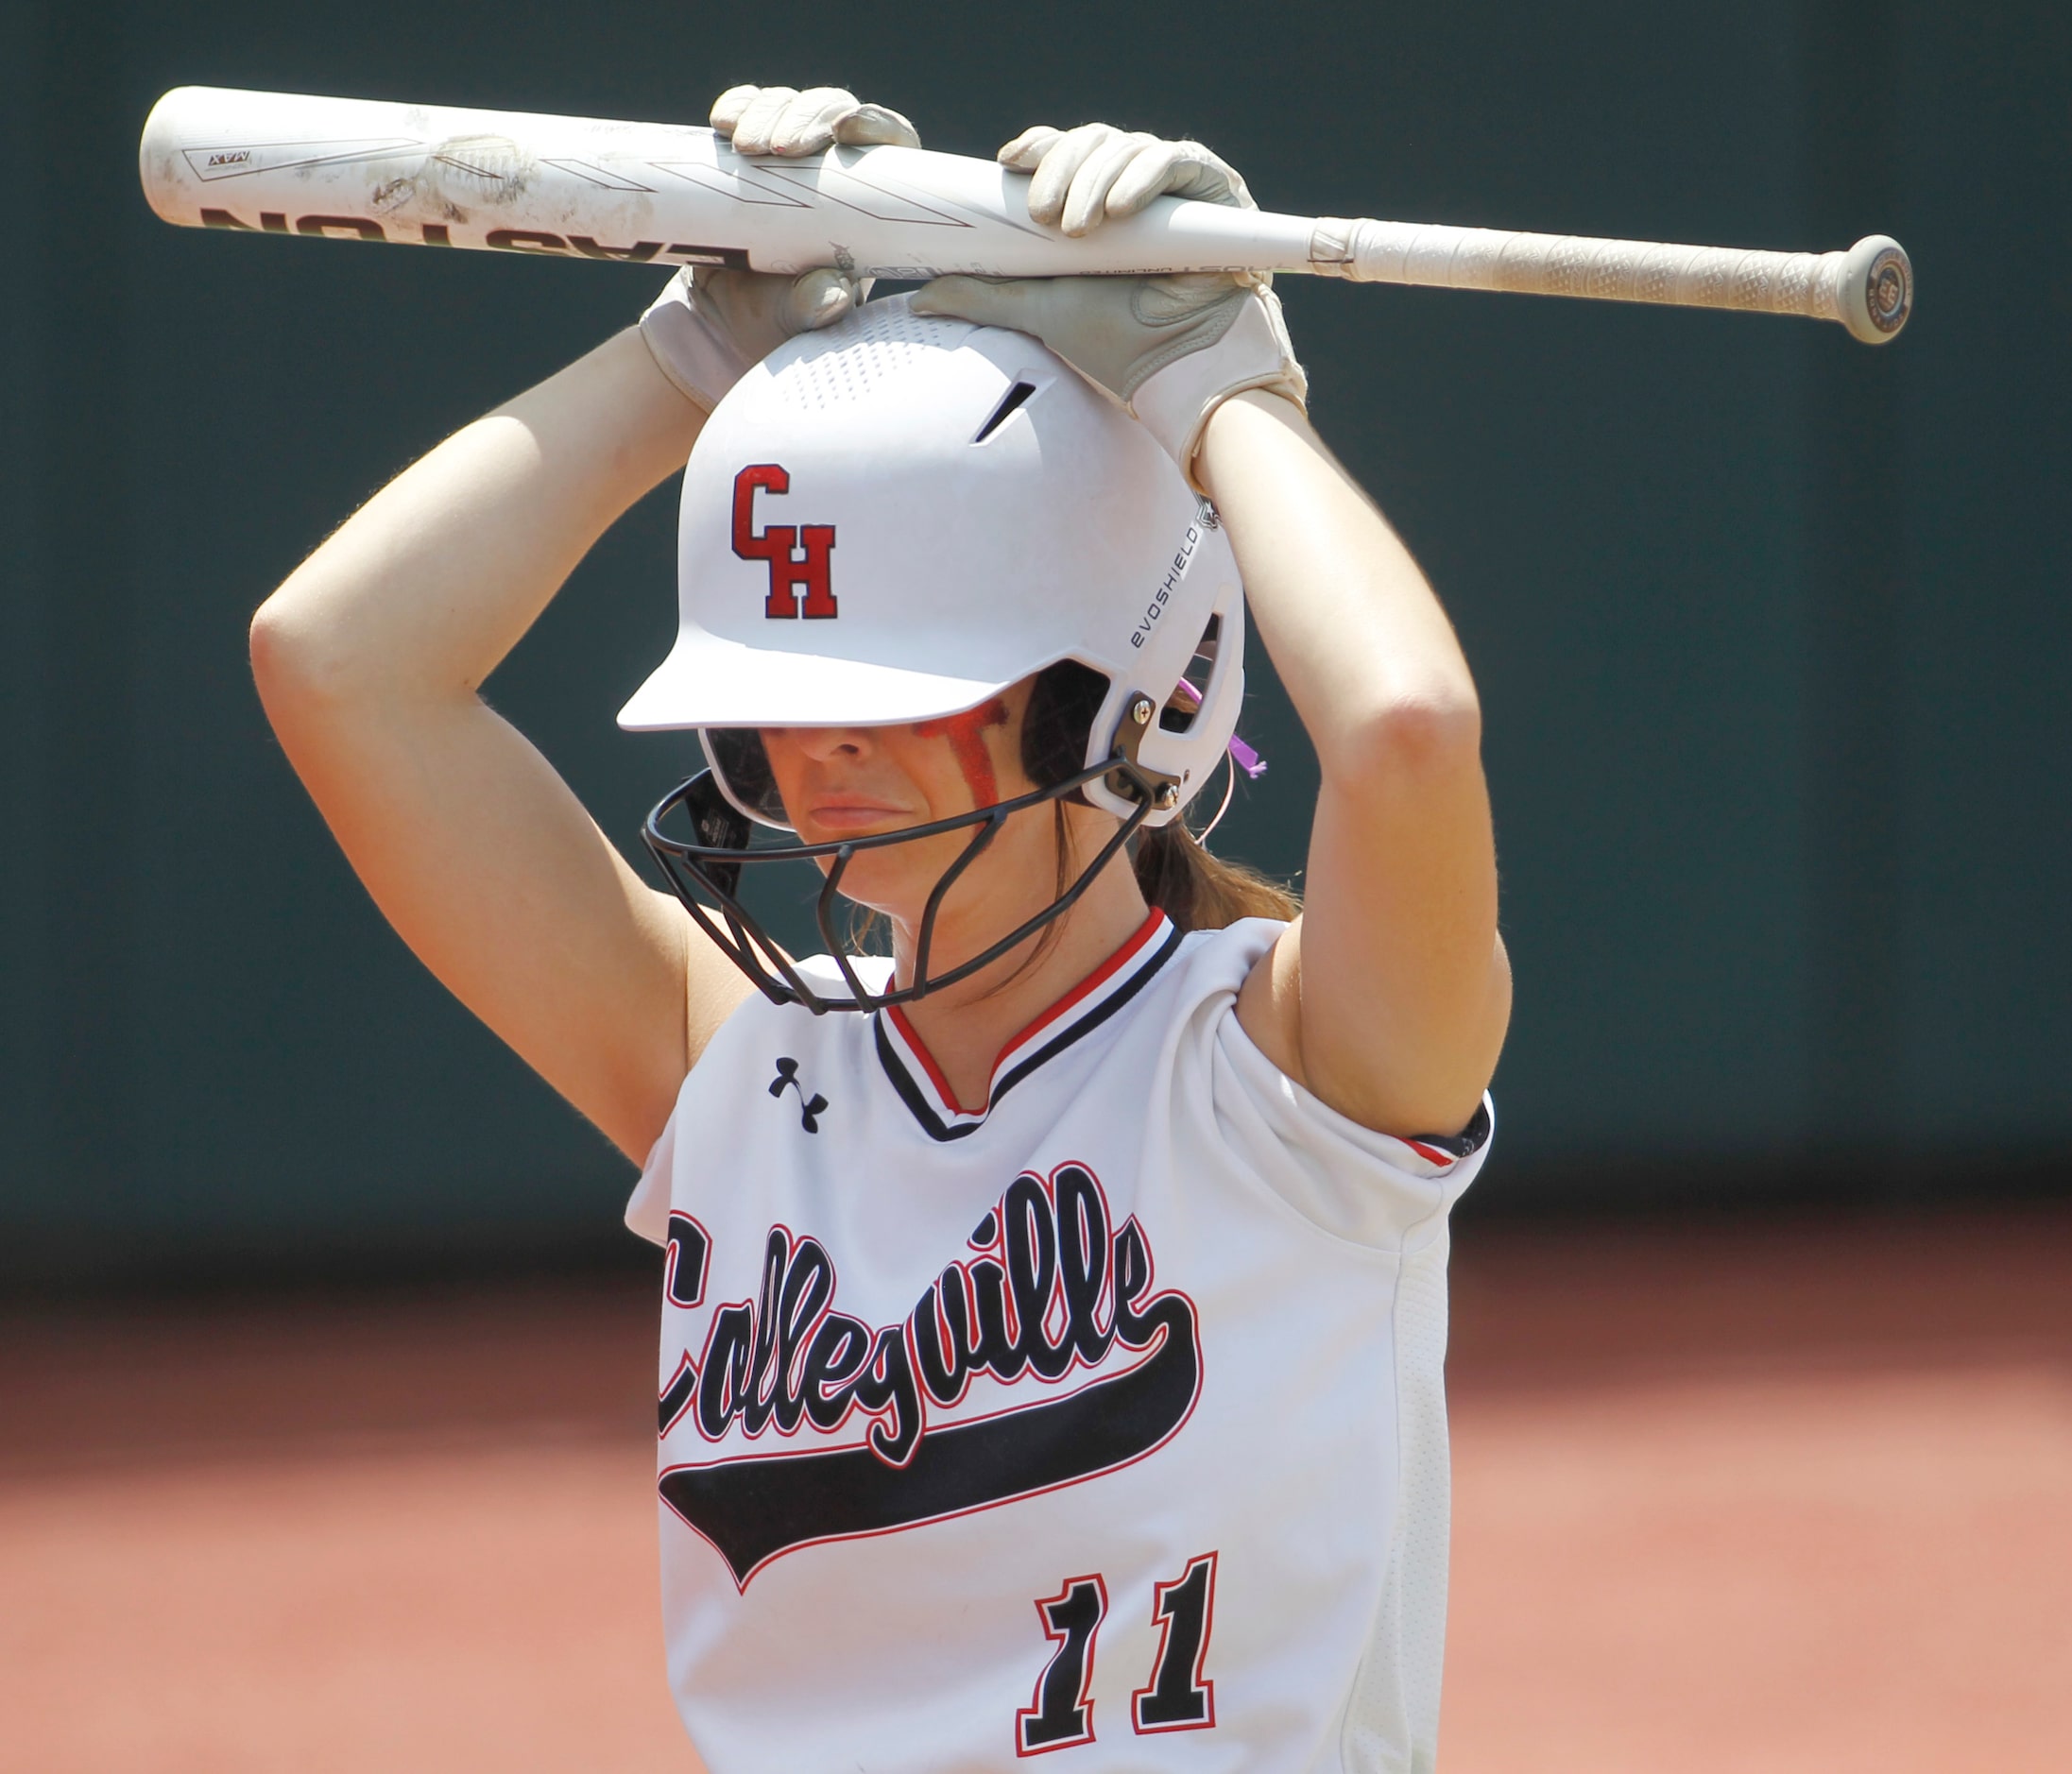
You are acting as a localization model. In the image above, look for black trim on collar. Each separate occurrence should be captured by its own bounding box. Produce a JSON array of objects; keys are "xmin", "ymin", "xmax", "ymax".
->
[{"xmin": 873, "ymin": 917, "xmax": 1186, "ymax": 1143}]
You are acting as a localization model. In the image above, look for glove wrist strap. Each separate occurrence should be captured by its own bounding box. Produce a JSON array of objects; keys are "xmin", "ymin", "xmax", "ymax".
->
[
  {"xmin": 640, "ymin": 270, "xmax": 752, "ymax": 413},
  {"xmin": 1132, "ymin": 295, "xmax": 1310, "ymax": 491}
]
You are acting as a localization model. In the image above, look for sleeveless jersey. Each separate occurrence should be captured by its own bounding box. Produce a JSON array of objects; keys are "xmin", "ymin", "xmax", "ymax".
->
[{"xmin": 626, "ymin": 913, "xmax": 1493, "ymax": 1772}]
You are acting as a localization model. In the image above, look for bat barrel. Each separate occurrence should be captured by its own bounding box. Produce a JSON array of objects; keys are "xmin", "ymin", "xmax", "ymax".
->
[
  {"xmin": 1308, "ymin": 217, "xmax": 1912, "ymax": 343},
  {"xmin": 136, "ymin": 84, "xmax": 1311, "ymax": 281},
  {"xmin": 139, "ymin": 86, "xmax": 745, "ymax": 268},
  {"xmin": 140, "ymin": 87, "xmax": 1912, "ymax": 341}
]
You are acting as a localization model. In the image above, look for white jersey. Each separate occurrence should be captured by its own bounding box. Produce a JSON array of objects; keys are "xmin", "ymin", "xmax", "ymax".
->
[{"xmin": 626, "ymin": 913, "xmax": 1492, "ymax": 1772}]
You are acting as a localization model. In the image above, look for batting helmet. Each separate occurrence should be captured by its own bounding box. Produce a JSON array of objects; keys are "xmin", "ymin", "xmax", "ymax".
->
[{"xmin": 625, "ymin": 294, "xmax": 1247, "ymax": 1011}]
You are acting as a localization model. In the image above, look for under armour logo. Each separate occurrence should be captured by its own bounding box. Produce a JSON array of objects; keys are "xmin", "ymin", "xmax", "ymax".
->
[
  {"xmin": 768, "ymin": 1057, "xmax": 828, "ymax": 1133},
  {"xmin": 733, "ymin": 464, "xmax": 837, "ymax": 620}
]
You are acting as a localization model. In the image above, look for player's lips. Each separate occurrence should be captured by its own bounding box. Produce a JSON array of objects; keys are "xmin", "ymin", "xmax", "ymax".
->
[{"xmin": 801, "ymin": 796, "xmax": 922, "ymax": 832}]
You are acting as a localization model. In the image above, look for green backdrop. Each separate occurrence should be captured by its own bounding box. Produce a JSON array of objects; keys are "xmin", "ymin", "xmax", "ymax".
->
[{"xmin": 5, "ymin": 0, "xmax": 2067, "ymax": 1282}]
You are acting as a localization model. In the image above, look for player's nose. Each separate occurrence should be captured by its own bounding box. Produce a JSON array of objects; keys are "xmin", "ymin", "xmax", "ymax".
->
[{"xmin": 775, "ymin": 725, "xmax": 873, "ymax": 763}]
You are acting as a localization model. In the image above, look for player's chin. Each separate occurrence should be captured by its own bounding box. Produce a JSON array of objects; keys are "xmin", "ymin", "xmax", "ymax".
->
[
  {"xmin": 816, "ymin": 822, "xmax": 1036, "ymax": 923},
  {"xmin": 806, "ymin": 840, "xmax": 948, "ymax": 917}
]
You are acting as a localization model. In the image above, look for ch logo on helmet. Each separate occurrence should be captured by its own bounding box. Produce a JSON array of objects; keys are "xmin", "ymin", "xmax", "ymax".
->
[{"xmin": 732, "ymin": 464, "xmax": 837, "ymax": 621}]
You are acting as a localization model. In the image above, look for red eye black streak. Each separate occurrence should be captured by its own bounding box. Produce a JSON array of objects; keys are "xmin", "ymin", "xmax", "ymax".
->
[{"xmin": 916, "ymin": 700, "xmax": 1011, "ymax": 806}]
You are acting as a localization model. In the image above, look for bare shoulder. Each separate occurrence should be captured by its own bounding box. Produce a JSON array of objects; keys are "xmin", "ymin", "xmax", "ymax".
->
[
  {"xmin": 1233, "ymin": 916, "xmax": 1310, "ymax": 1090},
  {"xmin": 685, "ymin": 927, "xmax": 759, "ymax": 1074},
  {"xmin": 1234, "ymin": 915, "xmax": 1505, "ymax": 1141}
]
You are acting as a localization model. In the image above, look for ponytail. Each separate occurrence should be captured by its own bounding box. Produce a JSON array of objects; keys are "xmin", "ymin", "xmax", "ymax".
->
[
  {"xmin": 1133, "ymin": 820, "xmax": 1300, "ymax": 931},
  {"xmin": 1023, "ymin": 658, "xmax": 1299, "ymax": 935}
]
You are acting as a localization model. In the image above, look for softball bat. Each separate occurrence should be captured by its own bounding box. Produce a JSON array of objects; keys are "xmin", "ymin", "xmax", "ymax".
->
[{"xmin": 139, "ymin": 86, "xmax": 1913, "ymax": 344}]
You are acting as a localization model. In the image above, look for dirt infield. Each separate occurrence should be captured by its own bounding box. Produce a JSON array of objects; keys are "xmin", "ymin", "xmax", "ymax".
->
[
  {"xmin": 1442, "ymin": 1208, "xmax": 2072, "ymax": 1773},
  {"xmin": 4, "ymin": 1206, "xmax": 2066, "ymax": 1771}
]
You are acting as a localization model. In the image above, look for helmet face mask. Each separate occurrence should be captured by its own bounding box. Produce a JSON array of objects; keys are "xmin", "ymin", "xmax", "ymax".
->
[
  {"xmin": 642, "ymin": 746, "xmax": 1168, "ymax": 1016},
  {"xmin": 623, "ymin": 295, "xmax": 1250, "ymax": 1011}
]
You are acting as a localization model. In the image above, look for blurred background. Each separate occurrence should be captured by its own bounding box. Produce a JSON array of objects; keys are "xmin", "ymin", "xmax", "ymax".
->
[{"xmin": 3, "ymin": 1, "xmax": 2067, "ymax": 1769}]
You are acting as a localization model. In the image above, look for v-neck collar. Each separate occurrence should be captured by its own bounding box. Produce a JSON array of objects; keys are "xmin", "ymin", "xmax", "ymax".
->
[{"xmin": 872, "ymin": 911, "xmax": 1184, "ymax": 1142}]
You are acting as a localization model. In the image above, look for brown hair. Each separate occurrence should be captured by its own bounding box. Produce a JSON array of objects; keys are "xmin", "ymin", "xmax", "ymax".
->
[
  {"xmin": 1024, "ymin": 661, "xmax": 1300, "ymax": 933},
  {"xmin": 1132, "ymin": 821, "xmax": 1299, "ymax": 930}
]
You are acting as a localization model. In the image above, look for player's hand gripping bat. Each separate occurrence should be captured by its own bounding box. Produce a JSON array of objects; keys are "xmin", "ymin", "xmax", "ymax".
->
[{"xmin": 139, "ymin": 87, "xmax": 1913, "ymax": 344}]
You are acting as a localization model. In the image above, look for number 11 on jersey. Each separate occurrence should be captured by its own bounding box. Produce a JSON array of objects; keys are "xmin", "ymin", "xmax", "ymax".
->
[{"xmin": 1016, "ymin": 1552, "xmax": 1219, "ymax": 1755}]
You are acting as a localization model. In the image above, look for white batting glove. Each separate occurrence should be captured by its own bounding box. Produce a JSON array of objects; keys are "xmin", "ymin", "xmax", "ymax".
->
[
  {"xmin": 912, "ymin": 125, "xmax": 1304, "ymax": 488},
  {"xmin": 711, "ymin": 82, "xmax": 919, "ymax": 157},
  {"xmin": 641, "ymin": 85, "xmax": 921, "ymax": 412},
  {"xmin": 1002, "ymin": 122, "xmax": 1256, "ymax": 242}
]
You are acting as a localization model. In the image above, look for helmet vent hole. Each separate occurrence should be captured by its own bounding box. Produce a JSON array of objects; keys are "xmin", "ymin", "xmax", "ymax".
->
[
  {"xmin": 1159, "ymin": 614, "xmax": 1223, "ymax": 733},
  {"xmin": 972, "ymin": 379, "xmax": 1038, "ymax": 443},
  {"xmin": 772, "ymin": 297, "xmax": 965, "ymax": 410}
]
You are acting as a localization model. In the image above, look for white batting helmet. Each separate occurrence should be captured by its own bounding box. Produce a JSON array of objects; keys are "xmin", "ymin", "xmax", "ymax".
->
[{"xmin": 619, "ymin": 294, "xmax": 1245, "ymax": 827}]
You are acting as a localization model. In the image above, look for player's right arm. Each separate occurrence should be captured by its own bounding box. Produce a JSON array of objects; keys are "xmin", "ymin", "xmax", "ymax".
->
[
  {"xmin": 249, "ymin": 85, "xmax": 912, "ymax": 1166},
  {"xmin": 249, "ymin": 328, "xmax": 741, "ymax": 1164}
]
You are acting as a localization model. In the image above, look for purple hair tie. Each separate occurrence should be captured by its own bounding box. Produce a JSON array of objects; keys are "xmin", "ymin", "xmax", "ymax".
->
[{"xmin": 1227, "ymin": 735, "xmax": 1267, "ymax": 779}]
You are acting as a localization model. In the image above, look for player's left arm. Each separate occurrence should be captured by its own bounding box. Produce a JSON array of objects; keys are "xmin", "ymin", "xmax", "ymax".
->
[
  {"xmin": 1195, "ymin": 393, "xmax": 1510, "ymax": 1138},
  {"xmin": 914, "ymin": 123, "xmax": 1507, "ymax": 1137}
]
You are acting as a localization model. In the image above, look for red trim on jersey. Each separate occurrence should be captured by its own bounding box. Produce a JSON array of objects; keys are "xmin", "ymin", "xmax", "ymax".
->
[
  {"xmin": 884, "ymin": 1002, "xmax": 970, "ymax": 1112},
  {"xmin": 1000, "ymin": 908, "xmax": 1169, "ymax": 1063},
  {"xmin": 884, "ymin": 909, "xmax": 1170, "ymax": 1117},
  {"xmin": 1402, "ymin": 1138, "xmax": 1454, "ymax": 1166}
]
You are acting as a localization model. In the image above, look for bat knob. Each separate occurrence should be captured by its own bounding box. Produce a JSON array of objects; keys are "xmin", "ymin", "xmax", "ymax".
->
[{"xmin": 1839, "ymin": 234, "xmax": 1911, "ymax": 344}]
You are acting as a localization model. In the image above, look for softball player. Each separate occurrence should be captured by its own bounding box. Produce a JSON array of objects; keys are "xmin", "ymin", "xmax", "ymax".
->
[{"xmin": 250, "ymin": 82, "xmax": 1508, "ymax": 1773}]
